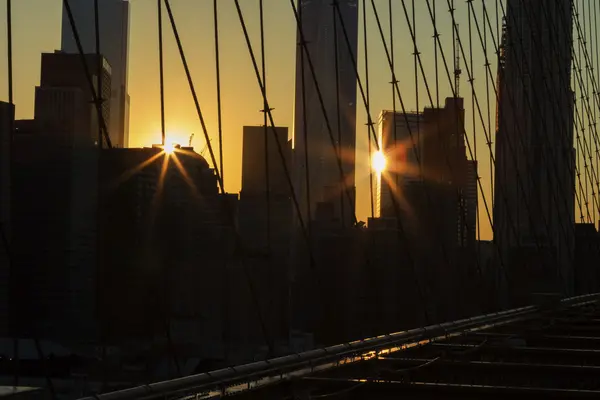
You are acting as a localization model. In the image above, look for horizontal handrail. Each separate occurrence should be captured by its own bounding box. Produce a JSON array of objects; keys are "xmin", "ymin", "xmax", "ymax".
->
[{"xmin": 80, "ymin": 293, "xmax": 600, "ymax": 400}]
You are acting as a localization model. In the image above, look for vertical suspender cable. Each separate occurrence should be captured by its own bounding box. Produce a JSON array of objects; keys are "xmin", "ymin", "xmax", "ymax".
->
[
  {"xmin": 299, "ymin": 4, "xmax": 312, "ymax": 233},
  {"xmin": 94, "ymin": 0, "xmax": 103, "ymax": 148},
  {"xmin": 158, "ymin": 0, "xmax": 166, "ymax": 146},
  {"xmin": 259, "ymin": 0, "xmax": 273, "ymax": 356},
  {"xmin": 389, "ymin": 0, "xmax": 398, "ymax": 193},
  {"xmin": 164, "ymin": 0, "xmax": 275, "ymax": 355},
  {"xmin": 363, "ymin": 0, "xmax": 374, "ymax": 218},
  {"xmin": 157, "ymin": 0, "xmax": 180, "ymax": 378},
  {"xmin": 6, "ymin": 0, "xmax": 17, "ymax": 389},
  {"xmin": 332, "ymin": 1, "xmax": 344, "ymax": 226},
  {"xmin": 214, "ymin": 0, "xmax": 224, "ymax": 189},
  {"xmin": 413, "ymin": 0, "xmax": 420, "ymax": 161},
  {"xmin": 482, "ymin": 0, "xmax": 494, "ymax": 210},
  {"xmin": 212, "ymin": 0, "xmax": 229, "ymax": 361},
  {"xmin": 93, "ymin": 0, "xmax": 108, "ymax": 390}
]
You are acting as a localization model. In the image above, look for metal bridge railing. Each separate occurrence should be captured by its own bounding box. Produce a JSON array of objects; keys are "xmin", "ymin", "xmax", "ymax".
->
[{"xmin": 80, "ymin": 293, "xmax": 600, "ymax": 400}]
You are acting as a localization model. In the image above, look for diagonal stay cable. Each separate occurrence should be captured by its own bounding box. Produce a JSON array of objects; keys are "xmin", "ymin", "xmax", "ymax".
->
[
  {"xmin": 230, "ymin": 0, "xmax": 317, "ymax": 273},
  {"xmin": 63, "ymin": 0, "xmax": 112, "ymax": 149}
]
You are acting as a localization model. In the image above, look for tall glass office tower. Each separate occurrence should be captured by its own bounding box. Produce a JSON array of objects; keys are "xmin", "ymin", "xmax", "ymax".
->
[
  {"xmin": 293, "ymin": 0, "xmax": 359, "ymax": 227},
  {"xmin": 61, "ymin": 0, "xmax": 130, "ymax": 148}
]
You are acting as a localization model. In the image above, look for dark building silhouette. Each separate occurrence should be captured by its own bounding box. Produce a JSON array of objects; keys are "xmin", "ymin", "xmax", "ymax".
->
[
  {"xmin": 293, "ymin": 0, "xmax": 358, "ymax": 227},
  {"xmin": 464, "ymin": 160, "xmax": 478, "ymax": 247},
  {"xmin": 98, "ymin": 146, "xmax": 232, "ymax": 358},
  {"xmin": 494, "ymin": 1, "xmax": 575, "ymax": 298},
  {"xmin": 238, "ymin": 126, "xmax": 292, "ymax": 353},
  {"xmin": 10, "ymin": 52, "xmax": 109, "ymax": 342},
  {"xmin": 376, "ymin": 110, "xmax": 423, "ymax": 219},
  {"xmin": 35, "ymin": 52, "xmax": 111, "ymax": 145},
  {"xmin": 573, "ymin": 223, "xmax": 600, "ymax": 295},
  {"xmin": 375, "ymin": 98, "xmax": 473, "ymax": 250},
  {"xmin": 0, "ymin": 102, "xmax": 13, "ymax": 336}
]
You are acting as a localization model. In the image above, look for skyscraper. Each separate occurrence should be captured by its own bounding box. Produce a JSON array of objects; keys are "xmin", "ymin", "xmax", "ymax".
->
[
  {"xmin": 293, "ymin": 0, "xmax": 358, "ymax": 227},
  {"xmin": 376, "ymin": 110, "xmax": 423, "ymax": 218},
  {"xmin": 494, "ymin": 0, "xmax": 574, "ymax": 294},
  {"xmin": 61, "ymin": 0, "xmax": 130, "ymax": 148},
  {"xmin": 241, "ymin": 126, "xmax": 291, "ymax": 197}
]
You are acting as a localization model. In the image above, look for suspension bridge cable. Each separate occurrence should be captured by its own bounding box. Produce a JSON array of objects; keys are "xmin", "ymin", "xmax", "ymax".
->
[
  {"xmin": 92, "ymin": 0, "xmax": 111, "ymax": 388},
  {"xmin": 63, "ymin": 0, "xmax": 112, "ymax": 148},
  {"xmin": 482, "ymin": 0, "xmax": 495, "ymax": 212},
  {"xmin": 94, "ymin": 0, "xmax": 103, "ymax": 148},
  {"xmin": 162, "ymin": 0, "xmax": 274, "ymax": 355},
  {"xmin": 332, "ymin": 1, "xmax": 345, "ymax": 227},
  {"xmin": 259, "ymin": 0, "xmax": 274, "ymax": 356},
  {"xmin": 363, "ymin": 0, "xmax": 374, "ymax": 219},
  {"xmin": 154, "ymin": 0, "xmax": 181, "ymax": 377},
  {"xmin": 213, "ymin": 0, "xmax": 224, "ymax": 190},
  {"xmin": 5, "ymin": 0, "xmax": 18, "ymax": 388},
  {"xmin": 467, "ymin": 0, "xmax": 483, "ymax": 287},
  {"xmin": 389, "ymin": 0, "xmax": 398, "ymax": 196},
  {"xmin": 158, "ymin": 0, "xmax": 166, "ymax": 146},
  {"xmin": 412, "ymin": 0, "xmax": 420, "ymax": 163},
  {"xmin": 298, "ymin": 3, "xmax": 312, "ymax": 234},
  {"xmin": 213, "ymin": 1, "xmax": 228, "ymax": 359}
]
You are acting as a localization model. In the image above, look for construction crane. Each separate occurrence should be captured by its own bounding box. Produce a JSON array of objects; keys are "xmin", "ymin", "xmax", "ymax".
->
[
  {"xmin": 200, "ymin": 138, "xmax": 212, "ymax": 158},
  {"xmin": 454, "ymin": 24, "xmax": 462, "ymax": 97}
]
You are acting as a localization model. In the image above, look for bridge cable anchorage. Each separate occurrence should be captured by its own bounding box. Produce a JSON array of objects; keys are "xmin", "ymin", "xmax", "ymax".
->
[
  {"xmin": 163, "ymin": 0, "xmax": 275, "ymax": 356},
  {"xmin": 63, "ymin": 0, "xmax": 112, "ymax": 149}
]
